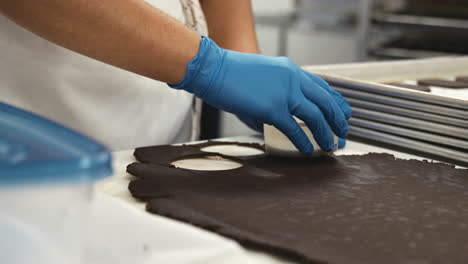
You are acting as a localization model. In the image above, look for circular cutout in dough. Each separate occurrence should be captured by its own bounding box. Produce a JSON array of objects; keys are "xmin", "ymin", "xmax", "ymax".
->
[
  {"xmin": 171, "ymin": 156, "xmax": 243, "ymax": 171},
  {"xmin": 201, "ymin": 144, "xmax": 264, "ymax": 156}
]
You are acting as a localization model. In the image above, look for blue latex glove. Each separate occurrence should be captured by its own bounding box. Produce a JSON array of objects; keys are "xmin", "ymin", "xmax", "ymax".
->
[
  {"xmin": 237, "ymin": 117, "xmax": 349, "ymax": 149},
  {"xmin": 236, "ymin": 114, "xmax": 263, "ymax": 133},
  {"xmin": 338, "ymin": 138, "xmax": 346, "ymax": 149},
  {"xmin": 171, "ymin": 37, "xmax": 352, "ymax": 155},
  {"xmin": 238, "ymin": 114, "xmax": 348, "ymax": 149}
]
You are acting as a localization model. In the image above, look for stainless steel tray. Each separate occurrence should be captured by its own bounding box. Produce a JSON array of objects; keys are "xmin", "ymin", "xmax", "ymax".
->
[
  {"xmin": 303, "ymin": 57, "xmax": 468, "ymax": 163},
  {"xmin": 328, "ymin": 77, "xmax": 468, "ymax": 110},
  {"xmin": 351, "ymin": 107, "xmax": 468, "ymax": 140},
  {"xmin": 335, "ymin": 87, "xmax": 468, "ymax": 119},
  {"xmin": 349, "ymin": 126, "xmax": 468, "ymax": 165},
  {"xmin": 349, "ymin": 117, "xmax": 468, "ymax": 150},
  {"xmin": 346, "ymin": 97, "xmax": 468, "ymax": 128},
  {"xmin": 304, "ymin": 56, "xmax": 468, "ymax": 109}
]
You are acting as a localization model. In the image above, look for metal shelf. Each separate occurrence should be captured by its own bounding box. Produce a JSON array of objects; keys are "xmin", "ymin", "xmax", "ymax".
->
[
  {"xmin": 360, "ymin": 1, "xmax": 468, "ymax": 60},
  {"xmin": 373, "ymin": 12, "xmax": 468, "ymax": 30}
]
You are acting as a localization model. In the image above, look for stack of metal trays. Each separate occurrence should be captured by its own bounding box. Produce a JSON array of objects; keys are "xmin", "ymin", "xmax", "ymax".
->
[{"xmin": 303, "ymin": 56, "xmax": 468, "ymax": 165}]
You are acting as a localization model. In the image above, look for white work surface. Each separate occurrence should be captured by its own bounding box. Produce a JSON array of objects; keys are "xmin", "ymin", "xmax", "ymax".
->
[{"xmin": 86, "ymin": 136, "xmax": 453, "ymax": 264}]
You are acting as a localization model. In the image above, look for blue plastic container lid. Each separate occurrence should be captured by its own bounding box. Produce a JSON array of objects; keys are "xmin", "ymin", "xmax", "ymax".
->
[{"xmin": 0, "ymin": 102, "xmax": 112, "ymax": 186}]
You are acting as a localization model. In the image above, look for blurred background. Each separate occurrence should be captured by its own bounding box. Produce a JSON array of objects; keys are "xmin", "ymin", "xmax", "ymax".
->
[{"xmin": 212, "ymin": 0, "xmax": 468, "ymax": 138}]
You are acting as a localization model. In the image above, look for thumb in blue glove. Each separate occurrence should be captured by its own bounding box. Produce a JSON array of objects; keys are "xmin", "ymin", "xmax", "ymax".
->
[{"xmin": 171, "ymin": 37, "xmax": 351, "ymax": 155}]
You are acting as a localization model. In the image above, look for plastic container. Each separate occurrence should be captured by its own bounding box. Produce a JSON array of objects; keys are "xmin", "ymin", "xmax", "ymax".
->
[
  {"xmin": 0, "ymin": 102, "xmax": 112, "ymax": 264},
  {"xmin": 264, "ymin": 118, "xmax": 338, "ymax": 157}
]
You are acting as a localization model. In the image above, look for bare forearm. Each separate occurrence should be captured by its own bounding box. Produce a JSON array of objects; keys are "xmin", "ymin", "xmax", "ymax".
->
[
  {"xmin": 200, "ymin": 0, "xmax": 259, "ymax": 54},
  {"xmin": 0, "ymin": 0, "xmax": 200, "ymax": 84}
]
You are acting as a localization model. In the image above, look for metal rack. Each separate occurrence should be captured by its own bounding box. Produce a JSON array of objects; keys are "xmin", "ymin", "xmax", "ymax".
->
[{"xmin": 360, "ymin": 0, "xmax": 468, "ymax": 60}]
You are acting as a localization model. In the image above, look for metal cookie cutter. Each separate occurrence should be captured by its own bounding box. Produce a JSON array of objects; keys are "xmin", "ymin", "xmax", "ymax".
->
[{"xmin": 264, "ymin": 118, "xmax": 339, "ymax": 157}]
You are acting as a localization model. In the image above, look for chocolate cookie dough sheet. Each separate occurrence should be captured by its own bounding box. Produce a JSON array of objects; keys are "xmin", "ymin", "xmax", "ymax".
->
[{"xmin": 127, "ymin": 142, "xmax": 468, "ymax": 264}]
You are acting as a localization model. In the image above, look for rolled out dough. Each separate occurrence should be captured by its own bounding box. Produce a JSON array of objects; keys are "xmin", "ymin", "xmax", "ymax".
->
[{"xmin": 128, "ymin": 142, "xmax": 468, "ymax": 264}]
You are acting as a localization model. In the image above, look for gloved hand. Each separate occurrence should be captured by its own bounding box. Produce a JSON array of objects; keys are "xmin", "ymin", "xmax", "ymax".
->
[
  {"xmin": 338, "ymin": 138, "xmax": 347, "ymax": 149},
  {"xmin": 236, "ymin": 114, "xmax": 263, "ymax": 133},
  {"xmin": 171, "ymin": 37, "xmax": 352, "ymax": 155},
  {"xmin": 238, "ymin": 114, "xmax": 348, "ymax": 150}
]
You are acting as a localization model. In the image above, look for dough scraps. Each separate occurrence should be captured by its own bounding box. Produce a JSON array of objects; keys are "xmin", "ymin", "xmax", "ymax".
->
[
  {"xmin": 128, "ymin": 142, "xmax": 468, "ymax": 264},
  {"xmin": 417, "ymin": 79, "xmax": 468, "ymax": 89},
  {"xmin": 455, "ymin": 76, "xmax": 468, "ymax": 83}
]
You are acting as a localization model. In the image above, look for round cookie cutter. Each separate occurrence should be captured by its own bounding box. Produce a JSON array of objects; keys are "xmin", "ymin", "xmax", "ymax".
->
[{"xmin": 264, "ymin": 118, "xmax": 338, "ymax": 157}]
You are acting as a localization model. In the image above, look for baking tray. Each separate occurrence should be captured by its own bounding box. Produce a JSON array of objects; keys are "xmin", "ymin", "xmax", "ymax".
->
[
  {"xmin": 350, "ymin": 107, "xmax": 468, "ymax": 140},
  {"xmin": 349, "ymin": 126, "xmax": 468, "ymax": 165},
  {"xmin": 326, "ymin": 76, "xmax": 468, "ymax": 109},
  {"xmin": 349, "ymin": 117, "xmax": 468, "ymax": 150},
  {"xmin": 335, "ymin": 87, "xmax": 468, "ymax": 119},
  {"xmin": 345, "ymin": 97, "xmax": 468, "ymax": 128},
  {"xmin": 303, "ymin": 57, "xmax": 468, "ymax": 162},
  {"xmin": 304, "ymin": 56, "xmax": 468, "ymax": 109}
]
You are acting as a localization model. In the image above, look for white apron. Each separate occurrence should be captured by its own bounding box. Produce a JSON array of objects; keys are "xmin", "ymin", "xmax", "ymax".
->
[{"xmin": 0, "ymin": 0, "xmax": 207, "ymax": 150}]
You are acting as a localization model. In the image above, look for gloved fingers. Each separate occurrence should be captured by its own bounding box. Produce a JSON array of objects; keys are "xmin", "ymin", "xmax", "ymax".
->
[
  {"xmin": 274, "ymin": 114, "xmax": 314, "ymax": 155},
  {"xmin": 303, "ymin": 71, "xmax": 352, "ymax": 120},
  {"xmin": 292, "ymin": 99, "xmax": 335, "ymax": 152},
  {"xmin": 236, "ymin": 115, "xmax": 264, "ymax": 133},
  {"xmin": 299, "ymin": 74, "xmax": 349, "ymax": 139},
  {"xmin": 338, "ymin": 138, "xmax": 346, "ymax": 149},
  {"xmin": 302, "ymin": 70, "xmax": 330, "ymax": 90}
]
